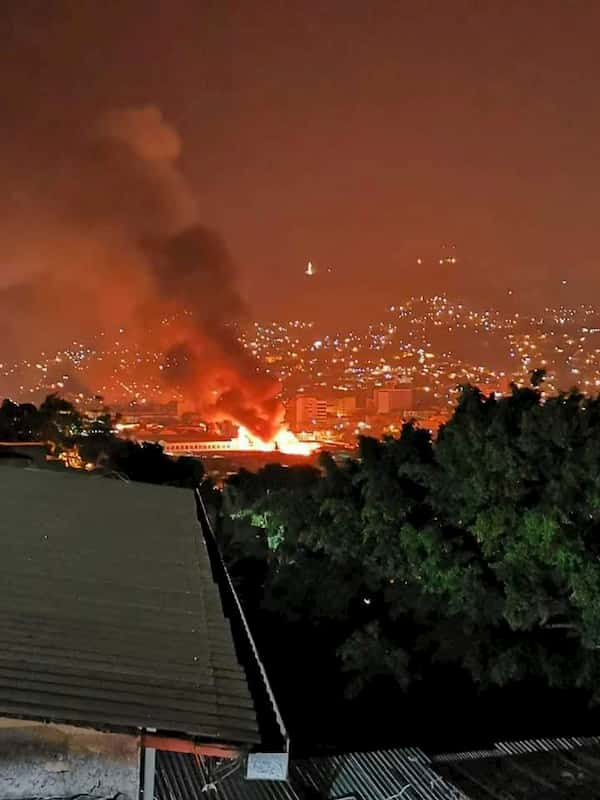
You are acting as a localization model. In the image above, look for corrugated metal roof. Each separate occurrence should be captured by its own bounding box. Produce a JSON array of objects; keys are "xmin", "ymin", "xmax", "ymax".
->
[
  {"xmin": 157, "ymin": 738, "xmax": 600, "ymax": 800},
  {"xmin": 0, "ymin": 467, "xmax": 259, "ymax": 745},
  {"xmin": 157, "ymin": 752, "xmax": 301, "ymax": 800},
  {"xmin": 432, "ymin": 736, "xmax": 600, "ymax": 799},
  {"xmin": 495, "ymin": 735, "xmax": 600, "ymax": 755},
  {"xmin": 294, "ymin": 748, "xmax": 457, "ymax": 800},
  {"xmin": 196, "ymin": 490, "xmax": 288, "ymax": 753},
  {"xmin": 433, "ymin": 735, "xmax": 600, "ymax": 762},
  {"xmin": 433, "ymin": 750, "xmax": 506, "ymax": 763},
  {"xmin": 435, "ymin": 745, "xmax": 600, "ymax": 799},
  {"xmin": 157, "ymin": 748, "xmax": 458, "ymax": 800}
]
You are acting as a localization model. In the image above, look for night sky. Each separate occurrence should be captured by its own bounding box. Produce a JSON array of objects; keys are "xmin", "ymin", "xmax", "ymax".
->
[{"xmin": 3, "ymin": 1, "xmax": 600, "ymax": 324}]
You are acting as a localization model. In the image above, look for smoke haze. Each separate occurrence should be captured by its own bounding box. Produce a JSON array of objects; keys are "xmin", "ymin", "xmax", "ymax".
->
[{"xmin": 0, "ymin": 106, "xmax": 283, "ymax": 439}]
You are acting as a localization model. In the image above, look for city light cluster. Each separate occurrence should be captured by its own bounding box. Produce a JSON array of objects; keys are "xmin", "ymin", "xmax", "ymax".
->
[{"xmin": 5, "ymin": 294, "xmax": 600, "ymax": 447}]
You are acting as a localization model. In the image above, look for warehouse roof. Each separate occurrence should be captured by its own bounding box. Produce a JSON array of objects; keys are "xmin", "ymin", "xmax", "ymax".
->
[{"xmin": 0, "ymin": 466, "xmax": 259, "ymax": 746}]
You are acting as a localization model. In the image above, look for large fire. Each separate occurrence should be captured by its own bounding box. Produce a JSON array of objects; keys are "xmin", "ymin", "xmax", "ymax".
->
[
  {"xmin": 0, "ymin": 107, "xmax": 293, "ymax": 446},
  {"xmin": 231, "ymin": 425, "xmax": 319, "ymax": 456}
]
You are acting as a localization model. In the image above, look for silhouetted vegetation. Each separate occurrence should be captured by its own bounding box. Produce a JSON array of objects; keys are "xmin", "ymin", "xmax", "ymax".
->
[
  {"xmin": 218, "ymin": 377, "xmax": 600, "ymax": 750},
  {"xmin": 0, "ymin": 394, "xmax": 203, "ymax": 488},
  {"xmin": 79, "ymin": 434, "xmax": 204, "ymax": 487}
]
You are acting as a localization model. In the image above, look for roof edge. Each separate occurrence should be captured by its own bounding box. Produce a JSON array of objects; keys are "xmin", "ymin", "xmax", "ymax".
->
[{"xmin": 195, "ymin": 488, "xmax": 289, "ymax": 755}]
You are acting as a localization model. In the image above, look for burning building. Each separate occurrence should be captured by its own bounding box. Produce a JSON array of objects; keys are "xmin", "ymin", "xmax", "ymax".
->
[{"xmin": 156, "ymin": 425, "xmax": 319, "ymax": 457}]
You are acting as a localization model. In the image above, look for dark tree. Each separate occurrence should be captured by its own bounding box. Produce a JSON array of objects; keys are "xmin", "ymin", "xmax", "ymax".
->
[{"xmin": 220, "ymin": 379, "xmax": 600, "ymax": 743}]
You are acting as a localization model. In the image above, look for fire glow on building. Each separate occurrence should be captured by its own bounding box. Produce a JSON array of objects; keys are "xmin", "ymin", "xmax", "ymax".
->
[{"xmin": 158, "ymin": 425, "xmax": 319, "ymax": 457}]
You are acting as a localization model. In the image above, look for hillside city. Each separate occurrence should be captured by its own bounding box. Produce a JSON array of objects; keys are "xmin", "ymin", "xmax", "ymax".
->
[
  {"xmin": 4, "ymin": 294, "xmax": 600, "ymax": 455},
  {"xmin": 6, "ymin": 4, "xmax": 600, "ymax": 797}
]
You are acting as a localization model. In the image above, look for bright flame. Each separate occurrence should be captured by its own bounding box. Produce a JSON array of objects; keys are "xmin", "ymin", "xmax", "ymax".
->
[
  {"xmin": 232, "ymin": 425, "xmax": 319, "ymax": 456},
  {"xmin": 57, "ymin": 446, "xmax": 95, "ymax": 471}
]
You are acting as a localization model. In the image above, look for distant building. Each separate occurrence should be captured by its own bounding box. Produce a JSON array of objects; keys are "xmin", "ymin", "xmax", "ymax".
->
[
  {"xmin": 118, "ymin": 400, "xmax": 179, "ymax": 424},
  {"xmin": 158, "ymin": 436, "xmax": 234, "ymax": 454},
  {"xmin": 326, "ymin": 395, "xmax": 357, "ymax": 417},
  {"xmin": 373, "ymin": 385, "xmax": 414, "ymax": 414},
  {"xmin": 295, "ymin": 396, "xmax": 327, "ymax": 428}
]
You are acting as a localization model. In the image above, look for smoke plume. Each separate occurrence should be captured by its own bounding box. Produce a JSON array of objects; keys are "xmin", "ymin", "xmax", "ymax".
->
[{"xmin": 0, "ymin": 106, "xmax": 283, "ymax": 439}]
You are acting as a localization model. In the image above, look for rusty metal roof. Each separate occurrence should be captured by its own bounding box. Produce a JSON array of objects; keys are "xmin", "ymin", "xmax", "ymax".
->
[{"xmin": 0, "ymin": 466, "xmax": 259, "ymax": 745}]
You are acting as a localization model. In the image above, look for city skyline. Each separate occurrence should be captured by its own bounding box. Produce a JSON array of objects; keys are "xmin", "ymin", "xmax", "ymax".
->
[{"xmin": 4, "ymin": 291, "xmax": 600, "ymax": 409}]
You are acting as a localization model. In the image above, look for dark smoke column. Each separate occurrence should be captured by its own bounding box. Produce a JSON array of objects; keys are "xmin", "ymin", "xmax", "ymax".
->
[
  {"xmin": 150, "ymin": 225, "xmax": 284, "ymax": 440},
  {"xmin": 0, "ymin": 106, "xmax": 284, "ymax": 440},
  {"xmin": 96, "ymin": 108, "xmax": 286, "ymax": 440}
]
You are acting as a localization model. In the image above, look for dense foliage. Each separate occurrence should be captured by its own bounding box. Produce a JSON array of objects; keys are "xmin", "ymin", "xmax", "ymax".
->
[
  {"xmin": 219, "ymin": 379, "xmax": 600, "ymax": 747},
  {"xmin": 0, "ymin": 394, "xmax": 91, "ymax": 443}
]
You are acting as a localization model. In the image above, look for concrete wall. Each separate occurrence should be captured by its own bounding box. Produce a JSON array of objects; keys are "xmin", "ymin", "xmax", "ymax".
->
[{"xmin": 0, "ymin": 719, "xmax": 140, "ymax": 800}]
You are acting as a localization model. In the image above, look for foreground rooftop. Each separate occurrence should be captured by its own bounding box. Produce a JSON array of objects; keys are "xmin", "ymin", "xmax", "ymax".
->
[{"xmin": 0, "ymin": 467, "xmax": 259, "ymax": 747}]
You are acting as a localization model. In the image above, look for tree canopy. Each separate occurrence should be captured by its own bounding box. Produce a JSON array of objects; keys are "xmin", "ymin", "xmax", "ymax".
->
[{"xmin": 219, "ymin": 380, "xmax": 600, "ymax": 747}]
